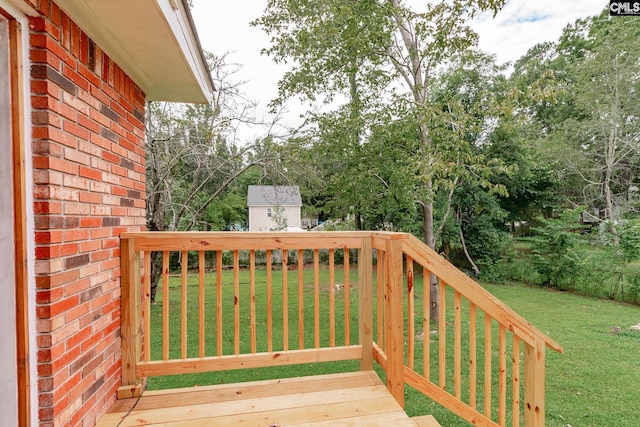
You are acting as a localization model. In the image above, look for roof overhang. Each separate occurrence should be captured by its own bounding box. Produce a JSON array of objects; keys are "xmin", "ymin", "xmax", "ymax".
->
[{"xmin": 55, "ymin": 0, "xmax": 214, "ymax": 103}]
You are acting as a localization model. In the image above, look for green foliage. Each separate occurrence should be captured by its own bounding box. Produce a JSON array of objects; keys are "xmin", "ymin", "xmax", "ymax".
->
[{"xmin": 531, "ymin": 209, "xmax": 585, "ymax": 289}]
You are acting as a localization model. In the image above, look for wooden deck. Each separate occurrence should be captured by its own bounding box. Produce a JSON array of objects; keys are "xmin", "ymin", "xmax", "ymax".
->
[{"xmin": 97, "ymin": 371, "xmax": 440, "ymax": 426}]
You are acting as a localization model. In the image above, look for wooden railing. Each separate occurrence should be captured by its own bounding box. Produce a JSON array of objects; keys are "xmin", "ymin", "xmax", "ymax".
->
[{"xmin": 118, "ymin": 231, "xmax": 562, "ymax": 427}]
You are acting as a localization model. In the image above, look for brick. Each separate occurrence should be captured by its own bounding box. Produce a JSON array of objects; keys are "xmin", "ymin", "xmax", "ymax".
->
[
  {"xmin": 62, "ymin": 229, "xmax": 90, "ymax": 242},
  {"xmin": 63, "ymin": 121, "xmax": 89, "ymax": 140},
  {"xmin": 37, "ymin": 294, "xmax": 79, "ymax": 318},
  {"xmin": 100, "ymin": 126, "xmax": 118, "ymax": 143},
  {"xmin": 62, "ymin": 65, "xmax": 89, "ymax": 92},
  {"xmin": 79, "ymin": 217, "xmax": 101, "ymax": 228},
  {"xmin": 32, "ymin": 64, "xmax": 77, "ymax": 96},
  {"xmin": 77, "ymin": 113, "xmax": 100, "ymax": 133},
  {"xmin": 79, "ymin": 191, "xmax": 101, "ymax": 204},
  {"xmin": 35, "ymin": 230, "xmax": 64, "ymax": 244},
  {"xmin": 30, "ymin": 49, "xmax": 62, "ymax": 69},
  {"xmin": 65, "ymin": 254, "xmax": 90, "ymax": 269},
  {"xmin": 78, "ymin": 166, "xmax": 101, "ymax": 181}
]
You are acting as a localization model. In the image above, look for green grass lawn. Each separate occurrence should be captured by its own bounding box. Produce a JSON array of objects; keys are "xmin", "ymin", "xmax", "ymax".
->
[{"xmin": 145, "ymin": 268, "xmax": 640, "ymax": 427}]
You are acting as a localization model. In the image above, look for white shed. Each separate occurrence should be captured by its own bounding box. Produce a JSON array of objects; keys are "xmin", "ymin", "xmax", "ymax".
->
[{"xmin": 247, "ymin": 186, "xmax": 303, "ymax": 231}]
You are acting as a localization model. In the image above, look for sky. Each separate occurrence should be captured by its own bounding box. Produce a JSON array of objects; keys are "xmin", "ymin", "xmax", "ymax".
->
[{"xmin": 191, "ymin": 1, "xmax": 608, "ymax": 142}]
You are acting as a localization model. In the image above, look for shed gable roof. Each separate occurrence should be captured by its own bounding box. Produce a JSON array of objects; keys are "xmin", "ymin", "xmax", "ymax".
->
[
  {"xmin": 247, "ymin": 186, "xmax": 302, "ymax": 207},
  {"xmin": 55, "ymin": 0, "xmax": 213, "ymax": 103}
]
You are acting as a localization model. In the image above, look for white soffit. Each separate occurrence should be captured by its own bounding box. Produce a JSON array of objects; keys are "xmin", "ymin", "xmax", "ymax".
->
[{"xmin": 55, "ymin": 0, "xmax": 213, "ymax": 103}]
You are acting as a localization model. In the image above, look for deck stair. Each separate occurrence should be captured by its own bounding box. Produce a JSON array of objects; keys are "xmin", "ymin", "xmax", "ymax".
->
[{"xmin": 411, "ymin": 414, "xmax": 443, "ymax": 427}]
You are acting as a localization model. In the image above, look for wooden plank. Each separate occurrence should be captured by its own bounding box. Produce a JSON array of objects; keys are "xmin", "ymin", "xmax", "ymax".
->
[
  {"xmin": 411, "ymin": 414, "xmax": 443, "ymax": 427},
  {"xmin": 298, "ymin": 249, "xmax": 304, "ymax": 349},
  {"xmin": 454, "ymin": 291, "xmax": 462, "ymax": 399},
  {"xmin": 162, "ymin": 251, "xmax": 170, "ymax": 360},
  {"xmin": 120, "ymin": 238, "xmax": 141, "ymax": 392},
  {"xmin": 266, "ymin": 250, "xmax": 273, "ymax": 352},
  {"xmin": 180, "ymin": 251, "xmax": 188, "ymax": 359},
  {"xmin": 116, "ymin": 385, "xmax": 396, "ymax": 426},
  {"xmin": 198, "ymin": 251, "xmax": 205, "ymax": 358},
  {"xmin": 233, "ymin": 250, "xmax": 240, "ymax": 355},
  {"xmin": 125, "ymin": 231, "xmax": 367, "ymax": 252},
  {"xmin": 376, "ymin": 251, "xmax": 384, "ymax": 348},
  {"xmin": 484, "ymin": 314, "xmax": 492, "ymax": 418},
  {"xmin": 282, "ymin": 249, "xmax": 289, "ymax": 350},
  {"xmin": 329, "ymin": 248, "xmax": 335, "ymax": 347},
  {"xmin": 404, "ymin": 368, "xmax": 498, "ymax": 427},
  {"xmin": 423, "ymin": 267, "xmax": 431, "ymax": 381},
  {"xmin": 314, "ymin": 249, "xmax": 320, "ymax": 348},
  {"xmin": 9, "ymin": 18, "xmax": 30, "ymax": 427},
  {"xmin": 438, "ymin": 279, "xmax": 446, "ymax": 389},
  {"xmin": 136, "ymin": 396, "xmax": 410, "ymax": 427},
  {"xmin": 344, "ymin": 247, "xmax": 350, "ymax": 346},
  {"xmin": 385, "ymin": 238, "xmax": 405, "ymax": 407},
  {"xmin": 137, "ymin": 346, "xmax": 363, "ymax": 377},
  {"xmin": 250, "ymin": 250, "xmax": 256, "ymax": 353},
  {"xmin": 359, "ymin": 238, "xmax": 373, "ymax": 371},
  {"xmin": 143, "ymin": 252, "xmax": 152, "ymax": 362},
  {"xmin": 407, "ymin": 256, "xmax": 415, "ymax": 370},
  {"xmin": 216, "ymin": 251, "xmax": 222, "ymax": 356},
  {"xmin": 498, "ymin": 324, "xmax": 507, "ymax": 426},
  {"xmin": 135, "ymin": 371, "xmax": 383, "ymax": 405},
  {"xmin": 512, "ymin": 335, "xmax": 521, "ymax": 427},
  {"xmin": 524, "ymin": 336, "xmax": 546, "ymax": 426},
  {"xmin": 469, "ymin": 302, "xmax": 477, "ymax": 410}
]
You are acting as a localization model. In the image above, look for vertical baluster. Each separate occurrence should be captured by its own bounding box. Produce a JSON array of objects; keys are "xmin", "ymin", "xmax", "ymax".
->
[
  {"xmin": 282, "ymin": 249, "xmax": 289, "ymax": 351},
  {"xmin": 250, "ymin": 250, "xmax": 256, "ymax": 353},
  {"xmin": 233, "ymin": 250, "xmax": 240, "ymax": 355},
  {"xmin": 314, "ymin": 249, "xmax": 320, "ymax": 348},
  {"xmin": 329, "ymin": 249, "xmax": 335, "ymax": 347},
  {"xmin": 198, "ymin": 251, "xmax": 205, "ymax": 358},
  {"xmin": 454, "ymin": 291, "xmax": 462, "ymax": 399},
  {"xmin": 484, "ymin": 314, "xmax": 493, "ymax": 418},
  {"xmin": 376, "ymin": 251, "xmax": 384, "ymax": 348},
  {"xmin": 298, "ymin": 249, "xmax": 304, "ymax": 349},
  {"xmin": 344, "ymin": 248, "xmax": 350, "ymax": 346},
  {"xmin": 143, "ymin": 251, "xmax": 151, "ymax": 362},
  {"xmin": 407, "ymin": 256, "xmax": 415, "ymax": 370},
  {"xmin": 438, "ymin": 279, "xmax": 446, "ymax": 389},
  {"xmin": 266, "ymin": 250, "xmax": 273, "ymax": 352},
  {"xmin": 216, "ymin": 251, "xmax": 222, "ymax": 356},
  {"xmin": 162, "ymin": 251, "xmax": 169, "ymax": 360},
  {"xmin": 423, "ymin": 267, "xmax": 430, "ymax": 380},
  {"xmin": 512, "ymin": 335, "xmax": 521, "ymax": 427},
  {"xmin": 180, "ymin": 251, "xmax": 188, "ymax": 359},
  {"xmin": 499, "ymin": 325, "xmax": 507, "ymax": 426},
  {"xmin": 469, "ymin": 302, "xmax": 477, "ymax": 409}
]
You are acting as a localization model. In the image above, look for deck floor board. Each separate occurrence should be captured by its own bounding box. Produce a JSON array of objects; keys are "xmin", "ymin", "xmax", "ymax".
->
[{"xmin": 97, "ymin": 371, "xmax": 419, "ymax": 426}]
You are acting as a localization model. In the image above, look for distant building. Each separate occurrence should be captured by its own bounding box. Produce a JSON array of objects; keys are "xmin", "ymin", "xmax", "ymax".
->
[{"xmin": 247, "ymin": 186, "xmax": 303, "ymax": 231}]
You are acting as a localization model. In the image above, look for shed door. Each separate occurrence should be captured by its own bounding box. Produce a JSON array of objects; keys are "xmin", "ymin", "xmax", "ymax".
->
[{"xmin": 0, "ymin": 12, "xmax": 19, "ymax": 427}]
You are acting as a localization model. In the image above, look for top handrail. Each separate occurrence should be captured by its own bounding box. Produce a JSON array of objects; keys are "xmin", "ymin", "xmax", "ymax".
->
[{"xmin": 401, "ymin": 233, "xmax": 563, "ymax": 353}]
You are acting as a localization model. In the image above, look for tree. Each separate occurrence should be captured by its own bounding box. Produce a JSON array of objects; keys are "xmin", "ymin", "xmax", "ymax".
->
[
  {"xmin": 255, "ymin": 1, "xmax": 513, "ymax": 320},
  {"xmin": 145, "ymin": 53, "xmax": 285, "ymax": 300},
  {"xmin": 513, "ymin": 9, "xmax": 640, "ymax": 241}
]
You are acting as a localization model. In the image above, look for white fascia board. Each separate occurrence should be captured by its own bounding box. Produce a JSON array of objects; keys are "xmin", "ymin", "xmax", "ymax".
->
[{"xmin": 55, "ymin": 0, "xmax": 213, "ymax": 104}]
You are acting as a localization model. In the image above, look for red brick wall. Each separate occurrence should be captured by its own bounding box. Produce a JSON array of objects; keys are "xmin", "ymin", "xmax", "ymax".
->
[{"xmin": 27, "ymin": 1, "xmax": 146, "ymax": 425}]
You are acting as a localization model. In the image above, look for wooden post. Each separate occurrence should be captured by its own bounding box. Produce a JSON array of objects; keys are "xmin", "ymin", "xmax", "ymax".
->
[
  {"xmin": 523, "ymin": 336, "xmax": 546, "ymax": 426},
  {"xmin": 9, "ymin": 18, "xmax": 30, "ymax": 427},
  {"xmin": 385, "ymin": 237, "xmax": 405, "ymax": 407},
  {"xmin": 118, "ymin": 238, "xmax": 144, "ymax": 398},
  {"xmin": 358, "ymin": 237, "xmax": 373, "ymax": 371}
]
